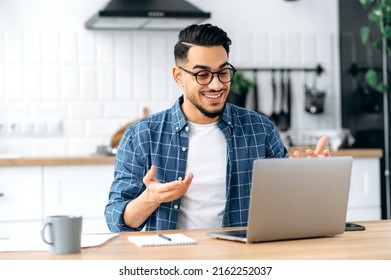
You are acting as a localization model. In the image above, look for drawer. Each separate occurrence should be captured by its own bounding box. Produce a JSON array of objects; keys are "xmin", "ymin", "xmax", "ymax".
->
[{"xmin": 0, "ymin": 167, "xmax": 43, "ymax": 222}]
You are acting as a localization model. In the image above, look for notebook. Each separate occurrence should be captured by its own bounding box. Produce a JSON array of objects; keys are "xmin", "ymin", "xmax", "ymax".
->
[
  {"xmin": 128, "ymin": 233, "xmax": 197, "ymax": 247},
  {"xmin": 207, "ymin": 156, "xmax": 353, "ymax": 243}
]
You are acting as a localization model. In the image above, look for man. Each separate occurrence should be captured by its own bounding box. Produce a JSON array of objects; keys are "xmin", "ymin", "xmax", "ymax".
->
[{"xmin": 105, "ymin": 23, "xmax": 329, "ymax": 232}]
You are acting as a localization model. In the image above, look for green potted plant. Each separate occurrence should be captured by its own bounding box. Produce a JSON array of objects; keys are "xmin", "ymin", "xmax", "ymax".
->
[
  {"xmin": 227, "ymin": 71, "xmax": 252, "ymax": 107},
  {"xmin": 359, "ymin": 0, "xmax": 391, "ymax": 218}
]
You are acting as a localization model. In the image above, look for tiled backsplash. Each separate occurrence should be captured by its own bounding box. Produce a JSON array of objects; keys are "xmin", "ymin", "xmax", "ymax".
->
[{"xmin": 0, "ymin": 0, "xmax": 340, "ymax": 157}]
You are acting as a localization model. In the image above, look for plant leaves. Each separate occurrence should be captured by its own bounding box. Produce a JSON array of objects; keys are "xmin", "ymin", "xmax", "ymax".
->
[
  {"xmin": 384, "ymin": 26, "xmax": 391, "ymax": 38},
  {"xmin": 365, "ymin": 69, "xmax": 379, "ymax": 89},
  {"xmin": 372, "ymin": 39, "xmax": 382, "ymax": 51},
  {"xmin": 361, "ymin": 26, "xmax": 371, "ymax": 44},
  {"xmin": 359, "ymin": 0, "xmax": 375, "ymax": 8}
]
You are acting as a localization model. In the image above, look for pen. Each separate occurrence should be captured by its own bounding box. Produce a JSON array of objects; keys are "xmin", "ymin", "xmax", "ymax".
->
[{"xmin": 158, "ymin": 234, "xmax": 171, "ymax": 242}]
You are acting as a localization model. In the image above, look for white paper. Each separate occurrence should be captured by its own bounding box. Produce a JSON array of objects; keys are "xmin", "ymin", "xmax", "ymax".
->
[{"xmin": 0, "ymin": 233, "xmax": 118, "ymax": 252}]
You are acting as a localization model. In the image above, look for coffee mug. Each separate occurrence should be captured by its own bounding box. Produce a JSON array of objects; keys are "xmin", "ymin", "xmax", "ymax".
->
[{"xmin": 41, "ymin": 215, "xmax": 83, "ymax": 254}]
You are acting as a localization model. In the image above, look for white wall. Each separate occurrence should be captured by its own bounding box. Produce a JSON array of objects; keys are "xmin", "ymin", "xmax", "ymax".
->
[{"xmin": 0, "ymin": 0, "xmax": 340, "ymax": 157}]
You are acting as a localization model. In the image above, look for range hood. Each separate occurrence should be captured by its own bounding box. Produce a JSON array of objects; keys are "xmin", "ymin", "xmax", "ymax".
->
[{"xmin": 85, "ymin": 0, "xmax": 211, "ymax": 30}]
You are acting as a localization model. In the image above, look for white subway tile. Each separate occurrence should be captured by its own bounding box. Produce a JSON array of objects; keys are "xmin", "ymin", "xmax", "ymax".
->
[
  {"xmin": 4, "ymin": 65, "xmax": 22, "ymax": 101},
  {"xmin": 86, "ymin": 120, "xmax": 119, "ymax": 138},
  {"xmin": 0, "ymin": 30, "xmax": 3, "ymax": 63},
  {"xmin": 69, "ymin": 139, "xmax": 105, "ymax": 156},
  {"xmin": 150, "ymin": 32, "xmax": 167, "ymax": 65},
  {"xmin": 150, "ymin": 67, "xmax": 167, "ymax": 100},
  {"xmin": 42, "ymin": 66, "xmax": 60, "ymax": 100},
  {"xmin": 115, "ymin": 66, "xmax": 132, "ymax": 100},
  {"xmin": 69, "ymin": 103, "xmax": 103, "ymax": 119},
  {"xmin": 32, "ymin": 103, "xmax": 67, "ymax": 119},
  {"xmin": 60, "ymin": 31, "xmax": 78, "ymax": 64},
  {"xmin": 61, "ymin": 66, "xmax": 79, "ymax": 100},
  {"xmin": 97, "ymin": 32, "xmax": 114, "ymax": 64},
  {"xmin": 63, "ymin": 120, "xmax": 86, "ymax": 137},
  {"xmin": 114, "ymin": 32, "xmax": 131, "ymax": 65},
  {"xmin": 5, "ymin": 30, "xmax": 22, "ymax": 63},
  {"xmin": 0, "ymin": 139, "xmax": 32, "ymax": 156},
  {"xmin": 23, "ymin": 66, "xmax": 42, "ymax": 100},
  {"xmin": 268, "ymin": 33, "xmax": 285, "ymax": 66},
  {"xmin": 251, "ymin": 32, "xmax": 269, "ymax": 66},
  {"xmin": 80, "ymin": 66, "xmax": 97, "ymax": 100},
  {"xmin": 79, "ymin": 30, "xmax": 96, "ymax": 64},
  {"xmin": 233, "ymin": 31, "xmax": 253, "ymax": 66},
  {"xmin": 284, "ymin": 33, "xmax": 301, "ymax": 66},
  {"xmin": 32, "ymin": 139, "xmax": 68, "ymax": 157},
  {"xmin": 42, "ymin": 30, "xmax": 59, "ymax": 64},
  {"xmin": 300, "ymin": 33, "xmax": 317, "ymax": 64},
  {"xmin": 133, "ymin": 66, "xmax": 149, "ymax": 100},
  {"xmin": 133, "ymin": 33, "xmax": 149, "ymax": 65},
  {"xmin": 23, "ymin": 30, "xmax": 41, "ymax": 64},
  {"xmin": 97, "ymin": 66, "xmax": 114, "ymax": 100},
  {"xmin": 0, "ymin": 103, "xmax": 30, "ymax": 119},
  {"xmin": 104, "ymin": 101, "xmax": 138, "ymax": 119},
  {"xmin": 0, "ymin": 67, "xmax": 3, "ymax": 101}
]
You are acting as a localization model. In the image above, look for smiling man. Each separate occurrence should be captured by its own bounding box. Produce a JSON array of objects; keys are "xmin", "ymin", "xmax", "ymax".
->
[{"xmin": 105, "ymin": 24, "xmax": 329, "ymax": 232}]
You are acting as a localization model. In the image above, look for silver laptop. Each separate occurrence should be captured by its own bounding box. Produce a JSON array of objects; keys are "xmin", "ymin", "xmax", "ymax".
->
[{"xmin": 207, "ymin": 156, "xmax": 353, "ymax": 243}]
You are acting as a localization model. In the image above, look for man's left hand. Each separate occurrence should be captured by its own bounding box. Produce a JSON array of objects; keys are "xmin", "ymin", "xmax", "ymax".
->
[{"xmin": 291, "ymin": 135, "xmax": 330, "ymax": 158}]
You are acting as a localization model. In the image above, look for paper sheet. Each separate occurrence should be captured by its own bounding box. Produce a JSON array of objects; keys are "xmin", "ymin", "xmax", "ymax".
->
[{"xmin": 0, "ymin": 233, "xmax": 118, "ymax": 252}]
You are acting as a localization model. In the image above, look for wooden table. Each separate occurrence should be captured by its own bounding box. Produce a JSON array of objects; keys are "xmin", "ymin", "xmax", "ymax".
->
[{"xmin": 1, "ymin": 220, "xmax": 391, "ymax": 260}]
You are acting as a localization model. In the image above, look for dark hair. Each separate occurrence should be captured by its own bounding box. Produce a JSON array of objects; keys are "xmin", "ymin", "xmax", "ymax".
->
[{"xmin": 174, "ymin": 23, "xmax": 232, "ymax": 64}]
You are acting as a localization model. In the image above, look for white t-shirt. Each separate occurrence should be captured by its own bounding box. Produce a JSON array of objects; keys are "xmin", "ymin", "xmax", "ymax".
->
[{"xmin": 176, "ymin": 121, "xmax": 227, "ymax": 229}]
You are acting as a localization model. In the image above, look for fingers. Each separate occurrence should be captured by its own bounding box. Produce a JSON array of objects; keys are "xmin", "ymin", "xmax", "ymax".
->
[
  {"xmin": 291, "ymin": 136, "xmax": 331, "ymax": 158},
  {"xmin": 143, "ymin": 165, "xmax": 194, "ymax": 203},
  {"xmin": 143, "ymin": 165, "xmax": 157, "ymax": 185},
  {"xmin": 314, "ymin": 135, "xmax": 328, "ymax": 155}
]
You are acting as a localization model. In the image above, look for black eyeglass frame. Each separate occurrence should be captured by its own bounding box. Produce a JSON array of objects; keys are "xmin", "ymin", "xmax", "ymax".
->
[{"xmin": 178, "ymin": 63, "xmax": 237, "ymax": 85}]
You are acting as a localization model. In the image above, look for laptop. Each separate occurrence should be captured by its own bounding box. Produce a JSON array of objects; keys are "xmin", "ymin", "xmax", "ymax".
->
[{"xmin": 207, "ymin": 156, "xmax": 353, "ymax": 243}]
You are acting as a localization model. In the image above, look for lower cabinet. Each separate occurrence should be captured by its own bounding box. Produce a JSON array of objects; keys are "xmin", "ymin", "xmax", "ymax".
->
[
  {"xmin": 43, "ymin": 165, "xmax": 114, "ymax": 234},
  {"xmin": 0, "ymin": 166, "xmax": 43, "ymax": 237},
  {"xmin": 0, "ymin": 164, "xmax": 114, "ymax": 238},
  {"xmin": 346, "ymin": 158, "xmax": 381, "ymax": 221}
]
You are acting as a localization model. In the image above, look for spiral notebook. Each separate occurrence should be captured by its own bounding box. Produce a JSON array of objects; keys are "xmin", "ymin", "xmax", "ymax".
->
[{"xmin": 128, "ymin": 233, "xmax": 197, "ymax": 247}]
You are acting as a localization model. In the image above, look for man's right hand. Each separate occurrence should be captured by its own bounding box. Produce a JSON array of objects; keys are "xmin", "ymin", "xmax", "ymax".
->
[
  {"xmin": 123, "ymin": 165, "xmax": 194, "ymax": 229},
  {"xmin": 143, "ymin": 165, "xmax": 194, "ymax": 203}
]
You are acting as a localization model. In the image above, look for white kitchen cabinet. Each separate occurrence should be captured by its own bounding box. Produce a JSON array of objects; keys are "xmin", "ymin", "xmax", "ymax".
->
[
  {"xmin": 0, "ymin": 167, "xmax": 43, "ymax": 237},
  {"xmin": 43, "ymin": 165, "xmax": 114, "ymax": 234},
  {"xmin": 346, "ymin": 158, "xmax": 381, "ymax": 221}
]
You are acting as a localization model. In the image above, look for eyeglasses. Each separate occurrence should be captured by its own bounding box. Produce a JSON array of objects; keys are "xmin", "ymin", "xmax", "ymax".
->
[{"xmin": 178, "ymin": 63, "xmax": 237, "ymax": 85}]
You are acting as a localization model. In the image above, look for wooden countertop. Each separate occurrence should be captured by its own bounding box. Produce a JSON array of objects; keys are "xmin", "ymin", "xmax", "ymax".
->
[
  {"xmin": 0, "ymin": 155, "xmax": 116, "ymax": 167},
  {"xmin": 1, "ymin": 220, "xmax": 390, "ymax": 260},
  {"xmin": 0, "ymin": 149, "xmax": 383, "ymax": 167}
]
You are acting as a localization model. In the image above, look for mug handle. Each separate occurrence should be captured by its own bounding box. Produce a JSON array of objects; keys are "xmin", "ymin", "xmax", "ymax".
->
[{"xmin": 41, "ymin": 222, "xmax": 53, "ymax": 245}]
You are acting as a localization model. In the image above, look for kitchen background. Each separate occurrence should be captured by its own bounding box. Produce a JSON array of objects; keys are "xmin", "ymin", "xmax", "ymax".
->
[{"xmin": 0, "ymin": 0, "xmax": 340, "ymax": 157}]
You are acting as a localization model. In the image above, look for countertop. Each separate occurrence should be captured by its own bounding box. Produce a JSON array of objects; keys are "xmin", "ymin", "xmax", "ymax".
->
[{"xmin": 0, "ymin": 148, "xmax": 383, "ymax": 167}]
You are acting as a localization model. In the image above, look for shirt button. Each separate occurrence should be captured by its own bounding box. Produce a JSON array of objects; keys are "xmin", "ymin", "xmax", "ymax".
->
[
  {"xmin": 176, "ymin": 127, "xmax": 179, "ymax": 130},
  {"xmin": 173, "ymin": 205, "xmax": 179, "ymax": 209},
  {"xmin": 178, "ymin": 177, "xmax": 183, "ymax": 181},
  {"xmin": 181, "ymin": 147, "xmax": 187, "ymax": 152},
  {"xmin": 185, "ymin": 126, "xmax": 189, "ymax": 131}
]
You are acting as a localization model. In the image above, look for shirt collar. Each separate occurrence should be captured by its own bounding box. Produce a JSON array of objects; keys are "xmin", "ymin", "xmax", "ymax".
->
[{"xmin": 170, "ymin": 95, "xmax": 234, "ymax": 133}]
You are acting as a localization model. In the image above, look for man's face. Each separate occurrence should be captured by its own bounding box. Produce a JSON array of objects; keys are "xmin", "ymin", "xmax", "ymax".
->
[{"xmin": 174, "ymin": 45, "xmax": 231, "ymax": 124}]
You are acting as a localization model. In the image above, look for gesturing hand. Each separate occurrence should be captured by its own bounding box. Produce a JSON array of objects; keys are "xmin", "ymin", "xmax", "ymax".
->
[
  {"xmin": 291, "ymin": 135, "xmax": 331, "ymax": 158},
  {"xmin": 143, "ymin": 165, "xmax": 194, "ymax": 203}
]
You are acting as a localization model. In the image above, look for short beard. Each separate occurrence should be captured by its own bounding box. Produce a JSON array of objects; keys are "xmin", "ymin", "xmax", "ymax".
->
[{"xmin": 189, "ymin": 96, "xmax": 226, "ymax": 119}]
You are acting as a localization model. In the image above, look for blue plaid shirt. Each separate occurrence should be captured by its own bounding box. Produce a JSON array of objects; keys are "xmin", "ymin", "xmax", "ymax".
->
[{"xmin": 105, "ymin": 96, "xmax": 288, "ymax": 232}]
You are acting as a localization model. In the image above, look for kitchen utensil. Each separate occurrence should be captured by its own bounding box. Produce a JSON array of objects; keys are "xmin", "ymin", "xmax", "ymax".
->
[
  {"xmin": 278, "ymin": 70, "xmax": 288, "ymax": 131},
  {"xmin": 253, "ymin": 70, "xmax": 260, "ymax": 112},
  {"xmin": 286, "ymin": 70, "xmax": 292, "ymax": 129},
  {"xmin": 304, "ymin": 72, "xmax": 325, "ymax": 114},
  {"xmin": 270, "ymin": 70, "xmax": 279, "ymax": 125}
]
